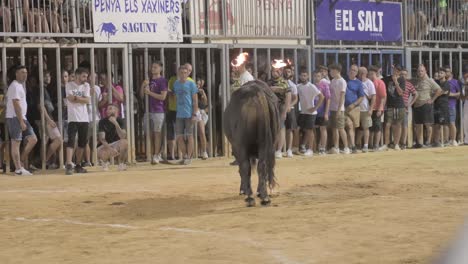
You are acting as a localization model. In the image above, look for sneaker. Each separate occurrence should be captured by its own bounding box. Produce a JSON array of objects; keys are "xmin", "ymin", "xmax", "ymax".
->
[
  {"xmin": 394, "ymin": 144, "xmax": 401, "ymax": 151},
  {"xmin": 28, "ymin": 165, "xmax": 39, "ymax": 172},
  {"xmin": 452, "ymin": 140, "xmax": 459, "ymax": 147},
  {"xmin": 19, "ymin": 38, "xmax": 30, "ymax": 43},
  {"xmin": 341, "ymin": 147, "xmax": 351, "ymax": 155},
  {"xmin": 182, "ymin": 159, "xmax": 192, "ymax": 165},
  {"xmin": 81, "ymin": 162, "xmax": 93, "ymax": 167},
  {"xmin": 59, "ymin": 38, "xmax": 69, "ymax": 45},
  {"xmin": 413, "ymin": 143, "xmax": 423, "ymax": 149},
  {"xmin": 47, "ymin": 163, "xmax": 59, "ymax": 170},
  {"xmin": 118, "ymin": 163, "xmax": 127, "ymax": 171},
  {"xmin": 152, "ymin": 155, "xmax": 160, "ymax": 165},
  {"xmin": 102, "ymin": 162, "xmax": 109, "ymax": 171},
  {"xmin": 201, "ymin": 152, "xmax": 209, "ymax": 160},
  {"xmin": 65, "ymin": 164, "xmax": 74, "ymax": 175},
  {"xmin": 351, "ymin": 146, "xmax": 358, "ymax": 154},
  {"xmin": 379, "ymin": 145, "xmax": 388, "ymax": 151},
  {"xmin": 318, "ymin": 148, "xmax": 326, "ymax": 155},
  {"xmin": 68, "ymin": 38, "xmax": 78, "ymax": 45},
  {"xmin": 372, "ymin": 146, "xmax": 379, "ymax": 152},
  {"xmin": 304, "ymin": 149, "xmax": 313, "ymax": 157},
  {"xmin": 15, "ymin": 168, "xmax": 33, "ymax": 176},
  {"xmin": 432, "ymin": 142, "xmax": 443, "ymax": 148},
  {"xmin": 400, "ymin": 145, "xmax": 407, "ymax": 150},
  {"xmin": 362, "ymin": 146, "xmax": 369, "ymax": 153},
  {"xmin": 299, "ymin": 145, "xmax": 306, "ymax": 153},
  {"xmin": 328, "ymin": 147, "xmax": 339, "ymax": 154},
  {"xmin": 74, "ymin": 165, "xmax": 87, "ymax": 174},
  {"xmin": 286, "ymin": 149, "xmax": 293, "ymax": 158},
  {"xmin": 275, "ymin": 151, "xmax": 283, "ymax": 159}
]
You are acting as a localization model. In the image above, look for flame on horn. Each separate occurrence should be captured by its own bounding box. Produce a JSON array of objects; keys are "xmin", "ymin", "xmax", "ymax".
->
[{"xmin": 231, "ymin": 52, "xmax": 249, "ymax": 67}]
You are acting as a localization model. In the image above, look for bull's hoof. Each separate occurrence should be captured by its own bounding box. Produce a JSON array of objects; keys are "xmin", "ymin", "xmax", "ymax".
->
[
  {"xmin": 245, "ymin": 197, "xmax": 256, "ymax": 207},
  {"xmin": 261, "ymin": 200, "xmax": 271, "ymax": 206}
]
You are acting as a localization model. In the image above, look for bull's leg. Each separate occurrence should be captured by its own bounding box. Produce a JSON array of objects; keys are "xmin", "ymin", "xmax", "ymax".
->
[
  {"xmin": 257, "ymin": 158, "xmax": 271, "ymax": 206},
  {"xmin": 239, "ymin": 158, "xmax": 255, "ymax": 207}
]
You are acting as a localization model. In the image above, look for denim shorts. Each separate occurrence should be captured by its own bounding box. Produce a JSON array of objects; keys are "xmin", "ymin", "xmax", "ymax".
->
[
  {"xmin": 449, "ymin": 106, "xmax": 457, "ymax": 123},
  {"xmin": 6, "ymin": 118, "xmax": 36, "ymax": 141},
  {"xmin": 175, "ymin": 118, "xmax": 194, "ymax": 136}
]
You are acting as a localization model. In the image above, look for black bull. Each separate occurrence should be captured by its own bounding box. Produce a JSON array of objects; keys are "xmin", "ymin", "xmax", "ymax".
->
[{"xmin": 223, "ymin": 80, "xmax": 281, "ymax": 207}]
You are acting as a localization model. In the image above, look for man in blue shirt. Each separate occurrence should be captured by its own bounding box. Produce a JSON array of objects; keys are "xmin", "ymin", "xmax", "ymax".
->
[
  {"xmin": 173, "ymin": 65, "xmax": 199, "ymax": 165},
  {"xmin": 344, "ymin": 65, "xmax": 365, "ymax": 153}
]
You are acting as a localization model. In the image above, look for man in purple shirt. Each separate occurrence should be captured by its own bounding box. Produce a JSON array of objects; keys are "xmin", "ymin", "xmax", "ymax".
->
[
  {"xmin": 446, "ymin": 67, "xmax": 461, "ymax": 146},
  {"xmin": 140, "ymin": 61, "xmax": 168, "ymax": 164}
]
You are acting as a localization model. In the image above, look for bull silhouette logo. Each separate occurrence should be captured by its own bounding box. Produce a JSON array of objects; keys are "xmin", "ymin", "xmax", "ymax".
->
[{"xmin": 96, "ymin": 22, "xmax": 118, "ymax": 42}]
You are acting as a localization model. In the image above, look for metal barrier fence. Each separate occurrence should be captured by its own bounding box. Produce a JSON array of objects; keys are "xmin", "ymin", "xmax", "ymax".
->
[
  {"xmin": 0, "ymin": 43, "xmax": 130, "ymax": 172},
  {"xmin": 0, "ymin": 0, "xmax": 93, "ymax": 40},
  {"xmin": 405, "ymin": 0, "xmax": 468, "ymax": 45}
]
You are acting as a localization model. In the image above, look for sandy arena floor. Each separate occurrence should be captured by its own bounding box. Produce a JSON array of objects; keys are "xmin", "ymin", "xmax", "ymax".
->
[{"xmin": 1, "ymin": 147, "xmax": 468, "ymax": 264}]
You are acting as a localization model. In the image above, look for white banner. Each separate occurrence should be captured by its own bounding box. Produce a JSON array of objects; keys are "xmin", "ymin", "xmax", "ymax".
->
[{"xmin": 92, "ymin": 0, "xmax": 183, "ymax": 43}]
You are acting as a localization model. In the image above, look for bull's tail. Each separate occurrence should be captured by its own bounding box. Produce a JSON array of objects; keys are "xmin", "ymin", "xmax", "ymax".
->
[{"xmin": 258, "ymin": 91, "xmax": 277, "ymax": 190}]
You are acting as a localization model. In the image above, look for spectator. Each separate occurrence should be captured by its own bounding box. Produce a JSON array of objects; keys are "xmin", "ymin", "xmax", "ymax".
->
[
  {"xmin": 315, "ymin": 67, "xmax": 331, "ymax": 155},
  {"xmin": 140, "ymin": 61, "xmax": 168, "ymax": 164},
  {"xmin": 318, "ymin": 65, "xmax": 330, "ymax": 82},
  {"xmin": 283, "ymin": 65, "xmax": 298, "ymax": 158},
  {"xmin": 268, "ymin": 66, "xmax": 291, "ymax": 159},
  {"xmin": 400, "ymin": 68, "xmax": 418, "ymax": 149},
  {"xmin": 99, "ymin": 72, "xmax": 124, "ymax": 118},
  {"xmin": 463, "ymin": 71, "xmax": 468, "ymax": 145},
  {"xmin": 368, "ymin": 66, "xmax": 387, "ymax": 151},
  {"xmin": 381, "ymin": 65, "xmax": 406, "ymax": 151},
  {"xmin": 84, "ymin": 72, "xmax": 102, "ymax": 167},
  {"xmin": 6, "ymin": 65, "xmax": 37, "ymax": 175},
  {"xmin": 433, "ymin": 68, "xmax": 450, "ymax": 147},
  {"xmin": 196, "ymin": 77, "xmax": 209, "ymax": 160},
  {"xmin": 173, "ymin": 65, "xmax": 198, "ymax": 165},
  {"xmin": 357, "ymin": 67, "xmax": 376, "ymax": 153},
  {"xmin": 0, "ymin": 76, "xmax": 6, "ymax": 171},
  {"xmin": 413, "ymin": 64, "xmax": 442, "ymax": 148},
  {"xmin": 65, "ymin": 67, "xmax": 90, "ymax": 175},
  {"xmin": 236, "ymin": 60, "xmax": 254, "ymax": 86},
  {"xmin": 297, "ymin": 70, "xmax": 324, "ymax": 157},
  {"xmin": 97, "ymin": 104, "xmax": 128, "ymax": 171},
  {"xmin": 344, "ymin": 65, "xmax": 365, "ymax": 154},
  {"xmin": 446, "ymin": 67, "xmax": 461, "ymax": 146},
  {"xmin": 328, "ymin": 63, "xmax": 350, "ymax": 155}
]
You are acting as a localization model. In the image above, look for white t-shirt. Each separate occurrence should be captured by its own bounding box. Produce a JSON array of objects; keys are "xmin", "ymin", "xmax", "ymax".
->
[
  {"xmin": 6, "ymin": 80, "xmax": 27, "ymax": 119},
  {"xmin": 239, "ymin": 71, "xmax": 254, "ymax": 86},
  {"xmin": 297, "ymin": 82, "xmax": 321, "ymax": 115},
  {"xmin": 66, "ymin": 81, "xmax": 91, "ymax": 122},
  {"xmin": 87, "ymin": 85, "xmax": 102, "ymax": 122},
  {"xmin": 330, "ymin": 77, "xmax": 347, "ymax": 111},
  {"xmin": 287, "ymin": 80, "xmax": 298, "ymax": 109},
  {"xmin": 360, "ymin": 79, "xmax": 376, "ymax": 112}
]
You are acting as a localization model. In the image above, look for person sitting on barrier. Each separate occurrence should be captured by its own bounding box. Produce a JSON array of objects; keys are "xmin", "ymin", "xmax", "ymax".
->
[
  {"xmin": 99, "ymin": 72, "xmax": 124, "ymax": 118},
  {"xmin": 97, "ymin": 104, "xmax": 127, "ymax": 171},
  {"xmin": 6, "ymin": 65, "xmax": 37, "ymax": 176},
  {"xmin": 140, "ymin": 61, "xmax": 168, "ymax": 165},
  {"xmin": 195, "ymin": 77, "xmax": 209, "ymax": 160},
  {"xmin": 22, "ymin": 0, "xmax": 54, "ymax": 43}
]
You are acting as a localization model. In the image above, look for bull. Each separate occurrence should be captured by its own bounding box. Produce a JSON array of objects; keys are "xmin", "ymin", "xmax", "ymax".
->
[{"xmin": 223, "ymin": 80, "xmax": 280, "ymax": 207}]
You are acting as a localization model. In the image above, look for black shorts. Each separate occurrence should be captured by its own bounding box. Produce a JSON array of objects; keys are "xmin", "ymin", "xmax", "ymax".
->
[
  {"xmin": 315, "ymin": 116, "xmax": 329, "ymax": 127},
  {"xmin": 67, "ymin": 122, "xmax": 89, "ymax": 148},
  {"xmin": 413, "ymin": 104, "xmax": 434, "ymax": 125},
  {"xmin": 166, "ymin": 110, "xmax": 177, "ymax": 141},
  {"xmin": 434, "ymin": 106, "xmax": 450, "ymax": 125},
  {"xmin": 285, "ymin": 109, "xmax": 298, "ymax": 130},
  {"xmin": 298, "ymin": 114, "xmax": 316, "ymax": 130},
  {"xmin": 370, "ymin": 111, "xmax": 383, "ymax": 132},
  {"xmin": 0, "ymin": 123, "xmax": 5, "ymax": 142}
]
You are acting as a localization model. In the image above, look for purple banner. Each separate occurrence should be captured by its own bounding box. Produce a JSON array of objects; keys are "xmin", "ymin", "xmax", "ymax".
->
[{"xmin": 316, "ymin": 0, "xmax": 402, "ymax": 42}]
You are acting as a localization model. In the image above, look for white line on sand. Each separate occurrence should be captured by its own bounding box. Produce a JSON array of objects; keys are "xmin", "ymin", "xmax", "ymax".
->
[
  {"xmin": 9, "ymin": 217, "xmax": 139, "ymax": 229},
  {"xmin": 0, "ymin": 189, "xmax": 157, "ymax": 193}
]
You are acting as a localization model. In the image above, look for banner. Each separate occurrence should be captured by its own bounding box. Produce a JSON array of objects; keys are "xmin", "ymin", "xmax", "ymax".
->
[
  {"xmin": 92, "ymin": 0, "xmax": 183, "ymax": 43},
  {"xmin": 316, "ymin": 0, "xmax": 402, "ymax": 42}
]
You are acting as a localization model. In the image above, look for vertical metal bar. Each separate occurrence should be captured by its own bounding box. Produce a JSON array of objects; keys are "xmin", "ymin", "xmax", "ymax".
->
[
  {"xmin": 459, "ymin": 51, "xmax": 464, "ymax": 144},
  {"xmin": 439, "ymin": 51, "xmax": 443, "ymax": 68},
  {"xmin": 56, "ymin": 47, "xmax": 63, "ymax": 168},
  {"xmin": 20, "ymin": 47, "xmax": 25, "ymax": 65},
  {"xmin": 418, "ymin": 51, "xmax": 422, "ymax": 66},
  {"xmin": 38, "ymin": 47, "xmax": 46, "ymax": 171},
  {"xmin": 160, "ymin": 47, "xmax": 167, "ymax": 159},
  {"xmin": 144, "ymin": 48, "xmax": 150, "ymax": 162},
  {"xmin": 307, "ymin": 47, "xmax": 311, "ymax": 77},
  {"xmin": 358, "ymin": 53, "xmax": 362, "ymax": 67},
  {"xmin": 346, "ymin": 53, "xmax": 350, "ymax": 72},
  {"xmin": 324, "ymin": 52, "xmax": 327, "ymax": 66},
  {"xmin": 429, "ymin": 51, "xmax": 433, "ymax": 78},
  {"xmin": 335, "ymin": 52, "xmax": 339, "ymax": 64},
  {"xmin": 128, "ymin": 46, "xmax": 136, "ymax": 164},
  {"xmin": 390, "ymin": 54, "xmax": 394, "ymax": 69},
  {"xmin": 73, "ymin": 47, "xmax": 78, "ymax": 70},
  {"xmin": 71, "ymin": 0, "xmax": 77, "ymax": 33},
  {"xmin": 449, "ymin": 52, "xmax": 453, "ymax": 69},
  {"xmin": 2, "ymin": 47, "xmax": 9, "ymax": 173},
  {"xmin": 267, "ymin": 48, "xmax": 271, "ymax": 79},
  {"xmin": 293, "ymin": 49, "xmax": 298, "ymax": 83},
  {"xmin": 254, "ymin": 48, "xmax": 258, "ymax": 79},
  {"xmin": 122, "ymin": 46, "xmax": 131, "ymax": 165},
  {"xmin": 191, "ymin": 48, "xmax": 198, "ymax": 159},
  {"xmin": 281, "ymin": 48, "xmax": 284, "ymax": 59},
  {"xmin": 207, "ymin": 47, "xmax": 213, "ymax": 157},
  {"xmin": 106, "ymin": 47, "xmax": 112, "ymax": 104},
  {"xmin": 369, "ymin": 51, "xmax": 373, "ymax": 66},
  {"xmin": 90, "ymin": 48, "xmax": 97, "ymax": 165}
]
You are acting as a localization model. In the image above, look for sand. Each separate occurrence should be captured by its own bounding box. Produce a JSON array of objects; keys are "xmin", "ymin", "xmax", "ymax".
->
[{"xmin": 1, "ymin": 147, "xmax": 468, "ymax": 264}]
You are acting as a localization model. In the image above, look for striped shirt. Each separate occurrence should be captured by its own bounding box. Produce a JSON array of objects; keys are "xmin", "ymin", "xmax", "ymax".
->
[{"xmin": 403, "ymin": 81, "xmax": 417, "ymax": 107}]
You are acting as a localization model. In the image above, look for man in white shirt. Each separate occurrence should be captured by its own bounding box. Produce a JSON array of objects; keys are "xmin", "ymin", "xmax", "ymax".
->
[
  {"xmin": 238, "ymin": 61, "xmax": 254, "ymax": 86},
  {"xmin": 5, "ymin": 65, "xmax": 37, "ymax": 176},
  {"xmin": 297, "ymin": 70, "xmax": 324, "ymax": 157},
  {"xmin": 65, "ymin": 68, "xmax": 91, "ymax": 175},
  {"xmin": 357, "ymin": 67, "xmax": 376, "ymax": 152},
  {"xmin": 328, "ymin": 63, "xmax": 350, "ymax": 154},
  {"xmin": 284, "ymin": 65, "xmax": 298, "ymax": 158},
  {"xmin": 84, "ymin": 71, "xmax": 102, "ymax": 167}
]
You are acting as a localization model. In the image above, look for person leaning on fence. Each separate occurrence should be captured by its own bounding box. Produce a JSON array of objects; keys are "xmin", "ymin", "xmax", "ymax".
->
[
  {"xmin": 173, "ymin": 65, "xmax": 198, "ymax": 165},
  {"xmin": 328, "ymin": 63, "xmax": 349, "ymax": 155},
  {"xmin": 195, "ymin": 77, "xmax": 209, "ymax": 160},
  {"xmin": 344, "ymin": 65, "xmax": 365, "ymax": 154},
  {"xmin": 6, "ymin": 65, "xmax": 37, "ymax": 176},
  {"xmin": 446, "ymin": 67, "xmax": 461, "ymax": 146},
  {"xmin": 140, "ymin": 61, "xmax": 168, "ymax": 165},
  {"xmin": 400, "ymin": 68, "xmax": 418, "ymax": 149},
  {"xmin": 97, "ymin": 104, "xmax": 128, "ymax": 171},
  {"xmin": 65, "ymin": 67, "xmax": 91, "ymax": 175}
]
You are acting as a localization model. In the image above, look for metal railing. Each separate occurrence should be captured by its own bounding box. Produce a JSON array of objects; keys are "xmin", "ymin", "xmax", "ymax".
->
[
  {"xmin": 405, "ymin": 0, "xmax": 468, "ymax": 45},
  {"xmin": 0, "ymin": 0, "xmax": 93, "ymax": 41}
]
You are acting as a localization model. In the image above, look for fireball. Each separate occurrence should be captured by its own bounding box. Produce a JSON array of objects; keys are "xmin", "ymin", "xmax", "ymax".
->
[
  {"xmin": 271, "ymin": 59, "xmax": 287, "ymax": 69},
  {"xmin": 231, "ymin": 52, "xmax": 249, "ymax": 67}
]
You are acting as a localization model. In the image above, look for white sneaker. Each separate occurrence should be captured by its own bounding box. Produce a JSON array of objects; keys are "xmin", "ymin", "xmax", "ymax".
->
[
  {"xmin": 118, "ymin": 163, "xmax": 127, "ymax": 171},
  {"xmin": 201, "ymin": 152, "xmax": 209, "ymax": 160},
  {"xmin": 341, "ymin": 147, "xmax": 351, "ymax": 155},
  {"xmin": 286, "ymin": 149, "xmax": 293, "ymax": 158},
  {"xmin": 379, "ymin": 145, "xmax": 388, "ymax": 151},
  {"xmin": 102, "ymin": 162, "xmax": 109, "ymax": 171},
  {"xmin": 452, "ymin": 140, "xmax": 459, "ymax": 147},
  {"xmin": 328, "ymin": 147, "xmax": 339, "ymax": 154},
  {"xmin": 5, "ymin": 37, "xmax": 14, "ymax": 43},
  {"xmin": 152, "ymin": 155, "xmax": 160, "ymax": 164},
  {"xmin": 275, "ymin": 151, "xmax": 283, "ymax": 159},
  {"xmin": 15, "ymin": 168, "xmax": 33, "ymax": 176},
  {"xmin": 394, "ymin": 144, "xmax": 401, "ymax": 151},
  {"xmin": 304, "ymin": 149, "xmax": 313, "ymax": 157}
]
